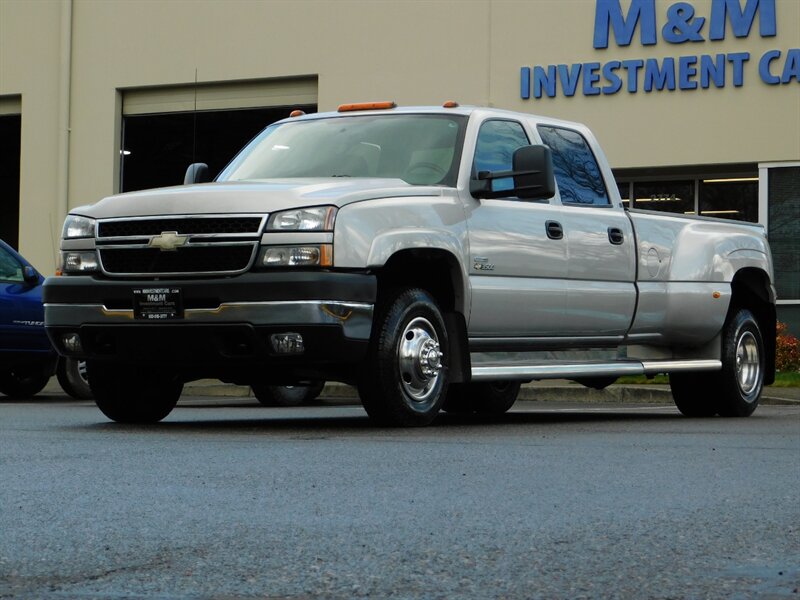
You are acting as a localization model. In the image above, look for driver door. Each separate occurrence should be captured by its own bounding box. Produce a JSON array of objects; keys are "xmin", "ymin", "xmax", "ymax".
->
[{"xmin": 463, "ymin": 119, "xmax": 568, "ymax": 340}]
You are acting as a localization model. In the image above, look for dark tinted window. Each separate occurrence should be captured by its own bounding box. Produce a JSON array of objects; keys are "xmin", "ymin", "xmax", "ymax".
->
[
  {"xmin": 537, "ymin": 126, "xmax": 609, "ymax": 205},
  {"xmin": 769, "ymin": 167, "xmax": 800, "ymax": 300},
  {"xmin": 699, "ymin": 179, "xmax": 758, "ymax": 222},
  {"xmin": 473, "ymin": 120, "xmax": 529, "ymax": 192}
]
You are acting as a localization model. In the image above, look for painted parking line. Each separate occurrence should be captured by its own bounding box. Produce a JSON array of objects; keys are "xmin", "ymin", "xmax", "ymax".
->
[{"xmin": 513, "ymin": 405, "xmax": 676, "ymax": 413}]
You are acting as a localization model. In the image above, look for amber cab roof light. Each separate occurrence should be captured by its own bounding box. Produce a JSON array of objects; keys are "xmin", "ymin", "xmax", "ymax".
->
[
  {"xmin": 337, "ymin": 101, "xmax": 396, "ymax": 112},
  {"xmin": 442, "ymin": 100, "xmax": 459, "ymax": 108},
  {"xmin": 289, "ymin": 109, "xmax": 306, "ymax": 117}
]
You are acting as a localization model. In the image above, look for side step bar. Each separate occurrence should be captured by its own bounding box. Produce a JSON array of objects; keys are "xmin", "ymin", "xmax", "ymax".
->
[{"xmin": 471, "ymin": 360, "xmax": 722, "ymax": 381}]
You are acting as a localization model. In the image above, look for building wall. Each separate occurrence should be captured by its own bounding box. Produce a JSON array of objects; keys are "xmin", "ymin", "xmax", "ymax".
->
[{"xmin": 1, "ymin": 0, "xmax": 798, "ymax": 273}]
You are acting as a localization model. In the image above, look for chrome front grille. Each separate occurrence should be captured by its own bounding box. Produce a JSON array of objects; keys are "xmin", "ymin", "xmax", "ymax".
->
[{"xmin": 95, "ymin": 214, "xmax": 266, "ymax": 277}]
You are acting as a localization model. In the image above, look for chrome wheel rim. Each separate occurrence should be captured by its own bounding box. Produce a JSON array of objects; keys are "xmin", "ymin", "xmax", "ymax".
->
[
  {"xmin": 398, "ymin": 316, "xmax": 443, "ymax": 403},
  {"xmin": 77, "ymin": 360, "xmax": 89, "ymax": 385},
  {"xmin": 736, "ymin": 330, "xmax": 760, "ymax": 398}
]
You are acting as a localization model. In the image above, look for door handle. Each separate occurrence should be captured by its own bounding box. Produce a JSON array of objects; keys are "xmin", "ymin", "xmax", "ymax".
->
[
  {"xmin": 608, "ymin": 227, "xmax": 624, "ymax": 245},
  {"xmin": 546, "ymin": 220, "xmax": 563, "ymax": 240}
]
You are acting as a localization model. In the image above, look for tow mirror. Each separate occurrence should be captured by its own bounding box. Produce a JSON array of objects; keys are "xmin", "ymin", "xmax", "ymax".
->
[
  {"xmin": 470, "ymin": 144, "xmax": 555, "ymax": 200},
  {"xmin": 22, "ymin": 266, "xmax": 39, "ymax": 285},
  {"xmin": 512, "ymin": 145, "xmax": 555, "ymax": 200},
  {"xmin": 184, "ymin": 162, "xmax": 209, "ymax": 185}
]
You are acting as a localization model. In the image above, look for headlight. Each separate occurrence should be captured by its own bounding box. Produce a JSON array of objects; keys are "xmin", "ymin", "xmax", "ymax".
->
[
  {"xmin": 62, "ymin": 215, "xmax": 96, "ymax": 239},
  {"xmin": 267, "ymin": 207, "xmax": 336, "ymax": 231},
  {"xmin": 257, "ymin": 245, "xmax": 332, "ymax": 267},
  {"xmin": 61, "ymin": 251, "xmax": 99, "ymax": 273}
]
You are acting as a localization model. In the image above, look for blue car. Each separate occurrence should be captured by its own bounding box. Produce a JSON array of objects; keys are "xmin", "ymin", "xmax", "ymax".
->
[{"xmin": 0, "ymin": 240, "xmax": 57, "ymax": 398}]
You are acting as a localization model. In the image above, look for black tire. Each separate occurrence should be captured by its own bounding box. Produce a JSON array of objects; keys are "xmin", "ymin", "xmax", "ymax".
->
[
  {"xmin": 252, "ymin": 382, "xmax": 325, "ymax": 407},
  {"xmin": 443, "ymin": 381, "xmax": 522, "ymax": 415},
  {"xmin": 670, "ymin": 308, "xmax": 765, "ymax": 418},
  {"xmin": 669, "ymin": 372, "xmax": 719, "ymax": 417},
  {"xmin": 88, "ymin": 361, "xmax": 182, "ymax": 423},
  {"xmin": 717, "ymin": 308, "xmax": 764, "ymax": 417},
  {"xmin": 57, "ymin": 358, "xmax": 93, "ymax": 400},
  {"xmin": 358, "ymin": 288, "xmax": 448, "ymax": 426},
  {"xmin": 0, "ymin": 367, "xmax": 50, "ymax": 399}
]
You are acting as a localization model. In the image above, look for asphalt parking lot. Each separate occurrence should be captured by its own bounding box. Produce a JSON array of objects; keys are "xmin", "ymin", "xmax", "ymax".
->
[{"xmin": 2, "ymin": 388, "xmax": 799, "ymax": 599}]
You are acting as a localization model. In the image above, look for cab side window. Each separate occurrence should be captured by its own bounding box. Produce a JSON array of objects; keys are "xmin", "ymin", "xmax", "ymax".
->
[
  {"xmin": 473, "ymin": 120, "xmax": 529, "ymax": 193},
  {"xmin": 0, "ymin": 247, "xmax": 23, "ymax": 282},
  {"xmin": 537, "ymin": 126, "xmax": 610, "ymax": 206}
]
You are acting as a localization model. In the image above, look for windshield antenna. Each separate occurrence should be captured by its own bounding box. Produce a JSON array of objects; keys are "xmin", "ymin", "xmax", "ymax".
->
[{"xmin": 191, "ymin": 68, "xmax": 198, "ymax": 166}]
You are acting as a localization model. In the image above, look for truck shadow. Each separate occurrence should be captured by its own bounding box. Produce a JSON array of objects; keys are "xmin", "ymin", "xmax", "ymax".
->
[{"xmin": 74, "ymin": 405, "xmax": 687, "ymax": 435}]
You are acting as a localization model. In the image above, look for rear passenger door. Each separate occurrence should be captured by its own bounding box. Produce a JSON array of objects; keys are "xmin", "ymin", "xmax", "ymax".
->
[
  {"xmin": 537, "ymin": 125, "xmax": 636, "ymax": 338},
  {"xmin": 464, "ymin": 119, "xmax": 568, "ymax": 339}
]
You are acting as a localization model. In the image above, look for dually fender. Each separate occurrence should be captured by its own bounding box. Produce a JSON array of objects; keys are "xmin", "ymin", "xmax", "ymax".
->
[
  {"xmin": 630, "ymin": 214, "xmax": 773, "ymax": 346},
  {"xmin": 668, "ymin": 221, "xmax": 772, "ymax": 283}
]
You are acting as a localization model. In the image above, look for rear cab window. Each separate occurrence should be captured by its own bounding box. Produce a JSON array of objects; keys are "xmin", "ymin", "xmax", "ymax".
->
[{"xmin": 537, "ymin": 126, "xmax": 610, "ymax": 206}]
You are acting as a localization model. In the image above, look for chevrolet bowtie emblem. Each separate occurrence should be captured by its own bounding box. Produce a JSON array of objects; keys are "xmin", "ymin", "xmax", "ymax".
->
[{"xmin": 149, "ymin": 231, "xmax": 188, "ymax": 251}]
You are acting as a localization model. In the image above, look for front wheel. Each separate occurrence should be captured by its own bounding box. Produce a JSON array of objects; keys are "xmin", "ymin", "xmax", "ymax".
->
[
  {"xmin": 443, "ymin": 381, "xmax": 522, "ymax": 415},
  {"xmin": 358, "ymin": 288, "xmax": 449, "ymax": 426},
  {"xmin": 88, "ymin": 361, "xmax": 183, "ymax": 423}
]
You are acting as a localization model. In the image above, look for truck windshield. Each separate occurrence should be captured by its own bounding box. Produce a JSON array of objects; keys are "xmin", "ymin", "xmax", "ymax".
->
[{"xmin": 217, "ymin": 114, "xmax": 466, "ymax": 187}]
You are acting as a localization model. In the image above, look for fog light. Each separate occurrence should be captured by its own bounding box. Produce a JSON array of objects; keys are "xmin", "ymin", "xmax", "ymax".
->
[
  {"xmin": 271, "ymin": 333, "xmax": 304, "ymax": 355},
  {"xmin": 61, "ymin": 333, "xmax": 83, "ymax": 353}
]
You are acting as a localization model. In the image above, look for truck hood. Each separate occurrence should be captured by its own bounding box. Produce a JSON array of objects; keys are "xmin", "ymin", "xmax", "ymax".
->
[{"xmin": 74, "ymin": 179, "xmax": 443, "ymax": 219}]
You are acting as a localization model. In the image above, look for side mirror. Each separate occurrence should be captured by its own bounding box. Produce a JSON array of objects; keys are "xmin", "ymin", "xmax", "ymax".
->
[
  {"xmin": 470, "ymin": 145, "xmax": 556, "ymax": 200},
  {"xmin": 512, "ymin": 145, "xmax": 556, "ymax": 200},
  {"xmin": 184, "ymin": 162, "xmax": 209, "ymax": 185},
  {"xmin": 22, "ymin": 265, "xmax": 39, "ymax": 285}
]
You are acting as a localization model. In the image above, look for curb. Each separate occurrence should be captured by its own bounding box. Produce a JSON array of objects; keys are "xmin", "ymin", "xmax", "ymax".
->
[{"xmin": 178, "ymin": 380, "xmax": 800, "ymax": 406}]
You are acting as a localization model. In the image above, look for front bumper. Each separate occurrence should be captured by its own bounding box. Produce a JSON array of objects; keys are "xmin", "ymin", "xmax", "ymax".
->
[{"xmin": 43, "ymin": 272, "xmax": 376, "ymax": 380}]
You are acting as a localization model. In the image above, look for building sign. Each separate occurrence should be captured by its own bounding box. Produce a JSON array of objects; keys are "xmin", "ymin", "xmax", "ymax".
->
[{"xmin": 521, "ymin": 0, "xmax": 799, "ymax": 99}]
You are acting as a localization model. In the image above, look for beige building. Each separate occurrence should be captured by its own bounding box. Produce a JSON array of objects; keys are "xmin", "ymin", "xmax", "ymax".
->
[{"xmin": 1, "ymin": 0, "xmax": 798, "ymax": 327}]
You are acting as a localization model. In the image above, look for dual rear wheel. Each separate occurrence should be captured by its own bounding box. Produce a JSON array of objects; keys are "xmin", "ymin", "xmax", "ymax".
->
[{"xmin": 670, "ymin": 308, "xmax": 765, "ymax": 418}]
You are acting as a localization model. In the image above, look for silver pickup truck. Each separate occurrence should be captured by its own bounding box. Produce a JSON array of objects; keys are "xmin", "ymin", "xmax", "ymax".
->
[{"xmin": 44, "ymin": 103, "xmax": 776, "ymax": 426}]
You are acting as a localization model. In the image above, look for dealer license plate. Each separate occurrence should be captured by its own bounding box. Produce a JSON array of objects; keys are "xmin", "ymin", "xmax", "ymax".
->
[{"xmin": 133, "ymin": 287, "xmax": 183, "ymax": 320}]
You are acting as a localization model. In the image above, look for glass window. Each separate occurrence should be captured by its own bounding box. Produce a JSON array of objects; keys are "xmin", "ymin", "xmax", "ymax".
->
[
  {"xmin": 768, "ymin": 167, "xmax": 800, "ymax": 300},
  {"xmin": 537, "ymin": 126, "xmax": 609, "ymax": 205},
  {"xmin": 0, "ymin": 247, "xmax": 23, "ymax": 282},
  {"xmin": 698, "ymin": 178, "xmax": 758, "ymax": 222},
  {"xmin": 220, "ymin": 114, "xmax": 466, "ymax": 187},
  {"xmin": 632, "ymin": 181, "xmax": 694, "ymax": 215},
  {"xmin": 617, "ymin": 181, "xmax": 631, "ymax": 208},
  {"xmin": 472, "ymin": 120, "xmax": 530, "ymax": 193}
]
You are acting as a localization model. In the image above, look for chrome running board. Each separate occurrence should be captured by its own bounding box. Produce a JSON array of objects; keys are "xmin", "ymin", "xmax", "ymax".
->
[{"xmin": 470, "ymin": 359, "xmax": 722, "ymax": 381}]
